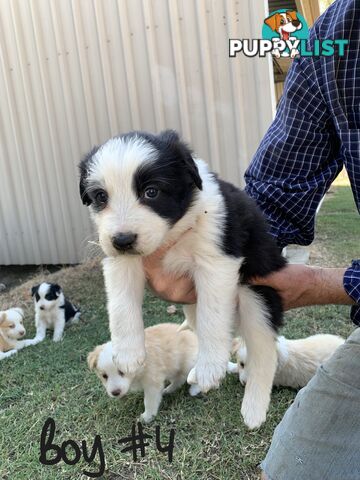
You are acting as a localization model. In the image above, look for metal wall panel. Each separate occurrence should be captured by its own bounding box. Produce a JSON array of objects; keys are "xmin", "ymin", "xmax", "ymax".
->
[{"xmin": 0, "ymin": 0, "xmax": 275, "ymax": 265}]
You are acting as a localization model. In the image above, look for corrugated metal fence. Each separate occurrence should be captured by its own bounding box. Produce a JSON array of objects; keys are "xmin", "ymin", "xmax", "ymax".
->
[{"xmin": 0, "ymin": 0, "xmax": 275, "ymax": 264}]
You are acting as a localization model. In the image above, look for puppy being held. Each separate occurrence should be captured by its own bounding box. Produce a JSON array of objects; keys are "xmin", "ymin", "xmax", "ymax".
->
[
  {"xmin": 88, "ymin": 323, "xmax": 199, "ymax": 423},
  {"xmin": 229, "ymin": 334, "xmax": 345, "ymax": 389},
  {"xmin": 30, "ymin": 282, "xmax": 81, "ymax": 344},
  {"xmin": 0, "ymin": 308, "xmax": 30, "ymax": 360},
  {"xmin": 80, "ymin": 130, "xmax": 286, "ymax": 429}
]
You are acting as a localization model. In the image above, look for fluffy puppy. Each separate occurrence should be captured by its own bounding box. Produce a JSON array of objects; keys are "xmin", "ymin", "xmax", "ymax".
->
[
  {"xmin": 30, "ymin": 282, "xmax": 80, "ymax": 344},
  {"xmin": 88, "ymin": 323, "xmax": 199, "ymax": 423},
  {"xmin": 0, "ymin": 308, "xmax": 30, "ymax": 360},
  {"xmin": 79, "ymin": 130, "xmax": 286, "ymax": 428},
  {"xmin": 229, "ymin": 334, "xmax": 345, "ymax": 389}
]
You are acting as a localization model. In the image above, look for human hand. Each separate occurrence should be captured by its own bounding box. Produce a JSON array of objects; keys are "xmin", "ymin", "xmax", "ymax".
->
[{"xmin": 143, "ymin": 241, "xmax": 196, "ymax": 304}]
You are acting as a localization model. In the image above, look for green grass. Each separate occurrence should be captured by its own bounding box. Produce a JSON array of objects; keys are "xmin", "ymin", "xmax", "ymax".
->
[{"xmin": 0, "ymin": 185, "xmax": 358, "ymax": 480}]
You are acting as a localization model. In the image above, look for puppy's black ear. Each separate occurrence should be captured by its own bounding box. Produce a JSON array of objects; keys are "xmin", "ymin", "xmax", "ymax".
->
[
  {"xmin": 52, "ymin": 284, "xmax": 62, "ymax": 297},
  {"xmin": 158, "ymin": 129, "xmax": 180, "ymax": 145},
  {"xmin": 31, "ymin": 285, "xmax": 40, "ymax": 297},
  {"xmin": 79, "ymin": 146, "xmax": 99, "ymax": 206},
  {"xmin": 183, "ymin": 151, "xmax": 203, "ymax": 190},
  {"xmin": 159, "ymin": 130, "xmax": 202, "ymax": 190}
]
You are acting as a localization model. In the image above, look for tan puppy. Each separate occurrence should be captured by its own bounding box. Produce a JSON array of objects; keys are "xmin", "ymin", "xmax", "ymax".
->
[
  {"xmin": 229, "ymin": 334, "xmax": 345, "ymax": 389},
  {"xmin": 88, "ymin": 323, "xmax": 199, "ymax": 423},
  {"xmin": 0, "ymin": 308, "xmax": 31, "ymax": 360}
]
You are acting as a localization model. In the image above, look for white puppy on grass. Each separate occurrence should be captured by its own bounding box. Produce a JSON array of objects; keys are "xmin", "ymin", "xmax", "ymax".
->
[
  {"xmin": 87, "ymin": 323, "xmax": 199, "ymax": 423},
  {"xmin": 228, "ymin": 334, "xmax": 345, "ymax": 389},
  {"xmin": 0, "ymin": 308, "xmax": 31, "ymax": 360}
]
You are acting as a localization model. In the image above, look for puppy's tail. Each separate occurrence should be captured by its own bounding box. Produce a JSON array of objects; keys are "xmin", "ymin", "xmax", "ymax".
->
[{"xmin": 71, "ymin": 310, "xmax": 81, "ymax": 325}]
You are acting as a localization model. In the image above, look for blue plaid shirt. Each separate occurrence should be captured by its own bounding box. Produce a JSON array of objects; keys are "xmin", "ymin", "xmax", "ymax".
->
[{"xmin": 245, "ymin": 0, "xmax": 360, "ymax": 324}]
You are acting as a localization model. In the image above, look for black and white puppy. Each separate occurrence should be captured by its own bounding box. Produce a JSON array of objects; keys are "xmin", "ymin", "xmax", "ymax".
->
[
  {"xmin": 30, "ymin": 283, "xmax": 81, "ymax": 343},
  {"xmin": 79, "ymin": 130, "xmax": 286, "ymax": 428}
]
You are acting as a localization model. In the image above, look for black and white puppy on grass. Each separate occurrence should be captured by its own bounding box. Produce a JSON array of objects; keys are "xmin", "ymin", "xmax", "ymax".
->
[
  {"xmin": 30, "ymin": 283, "xmax": 81, "ymax": 343},
  {"xmin": 79, "ymin": 130, "xmax": 286, "ymax": 429}
]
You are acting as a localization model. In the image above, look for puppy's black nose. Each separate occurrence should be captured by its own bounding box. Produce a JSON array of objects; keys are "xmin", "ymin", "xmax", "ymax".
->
[
  {"xmin": 112, "ymin": 233, "xmax": 137, "ymax": 251},
  {"xmin": 111, "ymin": 389, "xmax": 121, "ymax": 397},
  {"xmin": 292, "ymin": 19, "xmax": 300, "ymax": 27},
  {"xmin": 40, "ymin": 306, "xmax": 45, "ymax": 310}
]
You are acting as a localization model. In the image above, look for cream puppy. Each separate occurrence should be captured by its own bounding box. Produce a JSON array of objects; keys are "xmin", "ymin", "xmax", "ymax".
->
[
  {"xmin": 88, "ymin": 323, "xmax": 199, "ymax": 423},
  {"xmin": 229, "ymin": 334, "xmax": 345, "ymax": 389},
  {"xmin": 0, "ymin": 308, "xmax": 31, "ymax": 360}
]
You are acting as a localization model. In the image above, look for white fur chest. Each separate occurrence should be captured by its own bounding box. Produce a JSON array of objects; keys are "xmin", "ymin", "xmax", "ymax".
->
[
  {"xmin": 162, "ymin": 160, "xmax": 243, "ymax": 278},
  {"xmin": 36, "ymin": 308, "xmax": 59, "ymax": 327}
]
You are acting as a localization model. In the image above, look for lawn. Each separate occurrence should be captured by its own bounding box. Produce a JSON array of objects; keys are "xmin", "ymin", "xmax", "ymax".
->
[{"xmin": 0, "ymin": 184, "xmax": 358, "ymax": 480}]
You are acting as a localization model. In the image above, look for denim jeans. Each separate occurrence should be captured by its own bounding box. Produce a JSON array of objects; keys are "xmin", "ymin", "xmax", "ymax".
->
[{"xmin": 262, "ymin": 328, "xmax": 360, "ymax": 480}]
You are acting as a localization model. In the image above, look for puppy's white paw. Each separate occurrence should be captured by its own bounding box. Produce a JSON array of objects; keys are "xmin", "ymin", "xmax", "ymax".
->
[
  {"xmin": 239, "ymin": 370, "xmax": 248, "ymax": 386},
  {"xmin": 112, "ymin": 343, "xmax": 146, "ymax": 375},
  {"xmin": 241, "ymin": 390, "xmax": 268, "ymax": 429},
  {"xmin": 140, "ymin": 412, "xmax": 155, "ymax": 424},
  {"xmin": 187, "ymin": 360, "xmax": 226, "ymax": 393},
  {"xmin": 227, "ymin": 361, "xmax": 238, "ymax": 374},
  {"xmin": 3, "ymin": 349, "xmax": 17, "ymax": 358},
  {"xmin": 53, "ymin": 335, "xmax": 63, "ymax": 343},
  {"xmin": 241, "ymin": 402, "xmax": 267, "ymax": 430},
  {"xmin": 189, "ymin": 384, "xmax": 201, "ymax": 397}
]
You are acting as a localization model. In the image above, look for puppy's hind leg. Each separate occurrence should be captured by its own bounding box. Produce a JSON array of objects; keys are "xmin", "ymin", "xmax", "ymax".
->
[
  {"xmin": 239, "ymin": 286, "xmax": 281, "ymax": 429},
  {"xmin": 140, "ymin": 383, "xmax": 164, "ymax": 423},
  {"xmin": 227, "ymin": 361, "xmax": 239, "ymax": 374},
  {"xmin": 163, "ymin": 375, "xmax": 187, "ymax": 395}
]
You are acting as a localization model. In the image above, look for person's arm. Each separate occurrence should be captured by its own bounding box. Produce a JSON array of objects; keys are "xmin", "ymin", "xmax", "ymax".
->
[
  {"xmin": 245, "ymin": 53, "xmax": 342, "ymax": 249},
  {"xmin": 250, "ymin": 264, "xmax": 355, "ymax": 311}
]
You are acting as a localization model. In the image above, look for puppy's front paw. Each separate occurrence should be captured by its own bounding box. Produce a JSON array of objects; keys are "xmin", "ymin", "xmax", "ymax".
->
[
  {"xmin": 140, "ymin": 412, "xmax": 155, "ymax": 424},
  {"xmin": 187, "ymin": 360, "xmax": 226, "ymax": 393},
  {"xmin": 112, "ymin": 343, "xmax": 146, "ymax": 375},
  {"xmin": 4, "ymin": 349, "xmax": 17, "ymax": 358}
]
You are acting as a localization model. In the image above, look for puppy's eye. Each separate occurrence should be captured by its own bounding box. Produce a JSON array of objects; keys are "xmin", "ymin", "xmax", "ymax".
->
[
  {"xmin": 240, "ymin": 362, "xmax": 245, "ymax": 368},
  {"xmin": 144, "ymin": 187, "xmax": 159, "ymax": 199},
  {"xmin": 118, "ymin": 370, "xmax": 124, "ymax": 376},
  {"xmin": 9, "ymin": 324, "xmax": 15, "ymax": 329},
  {"xmin": 280, "ymin": 18, "xmax": 285, "ymax": 24},
  {"xmin": 95, "ymin": 191, "xmax": 108, "ymax": 205},
  {"xmin": 102, "ymin": 373, "xmax": 108, "ymax": 380}
]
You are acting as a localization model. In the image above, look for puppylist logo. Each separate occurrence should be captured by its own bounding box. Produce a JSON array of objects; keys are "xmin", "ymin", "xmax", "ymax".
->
[{"xmin": 229, "ymin": 9, "xmax": 348, "ymax": 58}]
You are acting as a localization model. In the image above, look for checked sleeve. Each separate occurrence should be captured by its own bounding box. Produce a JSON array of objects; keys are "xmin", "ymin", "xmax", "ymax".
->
[{"xmin": 245, "ymin": 56, "xmax": 343, "ymax": 249}]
